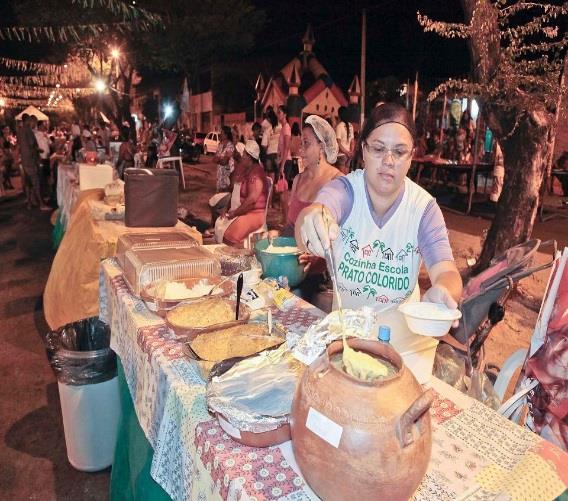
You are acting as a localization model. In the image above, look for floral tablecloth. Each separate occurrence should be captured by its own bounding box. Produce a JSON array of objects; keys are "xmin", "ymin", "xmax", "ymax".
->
[{"xmin": 100, "ymin": 258, "xmax": 568, "ymax": 501}]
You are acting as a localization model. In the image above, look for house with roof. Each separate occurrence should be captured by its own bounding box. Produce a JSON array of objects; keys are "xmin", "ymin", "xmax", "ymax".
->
[{"xmin": 256, "ymin": 26, "xmax": 360, "ymax": 125}]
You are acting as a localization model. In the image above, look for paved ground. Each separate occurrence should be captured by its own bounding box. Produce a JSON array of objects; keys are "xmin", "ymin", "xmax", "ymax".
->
[
  {"xmin": 0, "ymin": 158, "xmax": 566, "ymax": 500},
  {"xmin": 0, "ymin": 182, "xmax": 109, "ymax": 501}
]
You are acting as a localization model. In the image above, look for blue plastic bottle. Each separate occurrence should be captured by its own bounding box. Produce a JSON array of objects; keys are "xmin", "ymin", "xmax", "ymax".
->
[{"xmin": 378, "ymin": 325, "xmax": 391, "ymax": 343}]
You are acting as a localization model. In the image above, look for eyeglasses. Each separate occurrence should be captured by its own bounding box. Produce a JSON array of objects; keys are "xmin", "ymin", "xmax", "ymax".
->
[{"xmin": 364, "ymin": 142, "xmax": 413, "ymax": 162}]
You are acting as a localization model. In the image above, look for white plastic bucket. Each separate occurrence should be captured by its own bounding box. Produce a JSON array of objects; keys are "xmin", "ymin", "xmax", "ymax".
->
[{"xmin": 57, "ymin": 376, "xmax": 121, "ymax": 472}]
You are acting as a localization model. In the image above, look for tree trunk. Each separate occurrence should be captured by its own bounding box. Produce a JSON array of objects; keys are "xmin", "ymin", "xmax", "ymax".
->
[{"xmin": 475, "ymin": 110, "xmax": 551, "ymax": 270}]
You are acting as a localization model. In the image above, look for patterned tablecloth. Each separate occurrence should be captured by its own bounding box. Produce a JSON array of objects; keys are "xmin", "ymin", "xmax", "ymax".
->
[{"xmin": 100, "ymin": 258, "xmax": 568, "ymax": 501}]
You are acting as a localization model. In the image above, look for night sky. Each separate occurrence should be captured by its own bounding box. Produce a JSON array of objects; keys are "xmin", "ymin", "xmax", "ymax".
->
[{"xmin": 250, "ymin": 0, "xmax": 471, "ymax": 90}]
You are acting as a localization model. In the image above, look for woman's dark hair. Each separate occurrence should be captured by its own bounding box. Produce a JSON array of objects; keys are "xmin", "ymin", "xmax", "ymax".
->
[
  {"xmin": 353, "ymin": 102, "xmax": 416, "ymax": 167},
  {"xmin": 221, "ymin": 125, "xmax": 233, "ymax": 143},
  {"xmin": 278, "ymin": 105, "xmax": 289, "ymax": 118},
  {"xmin": 291, "ymin": 122, "xmax": 301, "ymax": 136},
  {"xmin": 267, "ymin": 109, "xmax": 278, "ymax": 130},
  {"xmin": 120, "ymin": 126, "xmax": 130, "ymax": 142}
]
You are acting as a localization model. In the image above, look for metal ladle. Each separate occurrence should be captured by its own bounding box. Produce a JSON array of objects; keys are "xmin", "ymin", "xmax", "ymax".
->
[{"xmin": 321, "ymin": 206, "xmax": 344, "ymax": 324}]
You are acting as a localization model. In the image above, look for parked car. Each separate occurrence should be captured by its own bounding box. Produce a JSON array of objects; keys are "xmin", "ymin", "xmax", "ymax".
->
[{"xmin": 203, "ymin": 131, "xmax": 220, "ymax": 155}]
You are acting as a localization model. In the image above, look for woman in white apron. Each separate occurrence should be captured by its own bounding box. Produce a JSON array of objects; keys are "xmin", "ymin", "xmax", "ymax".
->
[{"xmin": 295, "ymin": 103, "xmax": 462, "ymax": 316}]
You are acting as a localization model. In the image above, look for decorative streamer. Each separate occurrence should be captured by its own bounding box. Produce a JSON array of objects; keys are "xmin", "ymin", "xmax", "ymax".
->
[
  {"xmin": 0, "ymin": 74, "xmax": 90, "ymax": 87},
  {"xmin": 0, "ymin": 20, "xmax": 157, "ymax": 44}
]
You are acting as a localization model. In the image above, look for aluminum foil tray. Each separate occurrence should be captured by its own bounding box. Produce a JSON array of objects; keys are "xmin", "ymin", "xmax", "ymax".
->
[
  {"xmin": 123, "ymin": 246, "xmax": 221, "ymax": 296},
  {"xmin": 116, "ymin": 231, "xmax": 198, "ymax": 269}
]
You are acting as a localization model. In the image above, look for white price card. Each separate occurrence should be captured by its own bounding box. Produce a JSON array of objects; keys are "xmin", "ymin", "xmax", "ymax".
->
[
  {"xmin": 305, "ymin": 407, "xmax": 343, "ymax": 448},
  {"xmin": 218, "ymin": 415, "xmax": 241, "ymax": 439}
]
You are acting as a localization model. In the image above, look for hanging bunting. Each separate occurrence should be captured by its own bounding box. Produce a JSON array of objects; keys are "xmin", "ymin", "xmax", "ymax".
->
[
  {"xmin": 0, "ymin": 74, "xmax": 89, "ymax": 87},
  {"xmin": 0, "ymin": 20, "xmax": 157, "ymax": 44}
]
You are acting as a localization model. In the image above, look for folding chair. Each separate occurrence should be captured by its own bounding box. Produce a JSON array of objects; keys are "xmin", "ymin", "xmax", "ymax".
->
[{"xmin": 156, "ymin": 156, "xmax": 186, "ymax": 190}]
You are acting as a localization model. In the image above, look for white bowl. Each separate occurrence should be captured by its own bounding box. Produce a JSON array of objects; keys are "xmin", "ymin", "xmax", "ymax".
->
[{"xmin": 398, "ymin": 302, "xmax": 462, "ymax": 337}]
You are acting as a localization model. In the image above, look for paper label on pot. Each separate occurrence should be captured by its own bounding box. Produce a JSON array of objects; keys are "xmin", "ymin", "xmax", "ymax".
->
[
  {"xmin": 306, "ymin": 407, "xmax": 343, "ymax": 448},
  {"xmin": 218, "ymin": 415, "xmax": 241, "ymax": 439}
]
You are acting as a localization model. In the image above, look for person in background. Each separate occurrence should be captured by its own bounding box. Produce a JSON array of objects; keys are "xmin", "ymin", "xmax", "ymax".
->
[
  {"xmin": 34, "ymin": 121, "xmax": 52, "ymax": 202},
  {"xmin": 290, "ymin": 121, "xmax": 302, "ymax": 172},
  {"xmin": 214, "ymin": 125, "xmax": 235, "ymax": 192},
  {"xmin": 116, "ymin": 127, "xmax": 136, "ymax": 179},
  {"xmin": 99, "ymin": 120, "xmax": 111, "ymax": 154},
  {"xmin": 261, "ymin": 108, "xmax": 280, "ymax": 182},
  {"xmin": 277, "ymin": 105, "xmax": 294, "ymax": 222},
  {"xmin": 214, "ymin": 140, "xmax": 269, "ymax": 247},
  {"xmin": 335, "ymin": 106, "xmax": 354, "ymax": 174},
  {"xmin": 18, "ymin": 114, "xmax": 49, "ymax": 211},
  {"xmin": 1, "ymin": 125, "xmax": 15, "ymax": 190},
  {"xmin": 252, "ymin": 122, "xmax": 264, "ymax": 166}
]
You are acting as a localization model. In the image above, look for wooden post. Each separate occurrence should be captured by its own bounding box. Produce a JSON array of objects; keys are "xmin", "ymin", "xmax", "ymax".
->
[
  {"xmin": 360, "ymin": 9, "xmax": 367, "ymax": 126},
  {"xmin": 412, "ymin": 71, "xmax": 419, "ymax": 121},
  {"xmin": 439, "ymin": 92, "xmax": 447, "ymax": 143}
]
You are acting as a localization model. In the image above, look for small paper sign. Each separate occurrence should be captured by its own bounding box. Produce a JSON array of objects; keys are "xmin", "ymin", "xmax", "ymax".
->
[{"xmin": 306, "ymin": 407, "xmax": 343, "ymax": 448}]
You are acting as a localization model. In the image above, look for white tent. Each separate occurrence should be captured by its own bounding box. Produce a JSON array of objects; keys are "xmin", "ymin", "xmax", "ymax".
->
[{"xmin": 15, "ymin": 105, "xmax": 49, "ymax": 122}]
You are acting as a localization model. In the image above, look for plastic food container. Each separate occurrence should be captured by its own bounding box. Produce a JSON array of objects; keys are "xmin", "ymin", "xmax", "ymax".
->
[
  {"xmin": 140, "ymin": 277, "xmax": 234, "ymax": 317},
  {"xmin": 116, "ymin": 231, "xmax": 198, "ymax": 268},
  {"xmin": 122, "ymin": 246, "xmax": 220, "ymax": 296},
  {"xmin": 165, "ymin": 297, "xmax": 251, "ymax": 340},
  {"xmin": 398, "ymin": 302, "xmax": 462, "ymax": 337}
]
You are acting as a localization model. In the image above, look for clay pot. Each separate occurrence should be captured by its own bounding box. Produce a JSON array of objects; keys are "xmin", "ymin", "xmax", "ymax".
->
[{"xmin": 291, "ymin": 338, "xmax": 433, "ymax": 501}]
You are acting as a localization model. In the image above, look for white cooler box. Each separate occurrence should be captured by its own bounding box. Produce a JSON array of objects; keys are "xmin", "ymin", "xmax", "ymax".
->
[
  {"xmin": 377, "ymin": 309, "xmax": 438, "ymax": 384},
  {"xmin": 79, "ymin": 163, "xmax": 114, "ymax": 191}
]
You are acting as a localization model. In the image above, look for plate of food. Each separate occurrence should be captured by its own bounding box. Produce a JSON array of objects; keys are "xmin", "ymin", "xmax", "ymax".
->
[
  {"xmin": 141, "ymin": 277, "xmax": 234, "ymax": 317},
  {"xmin": 165, "ymin": 296, "xmax": 250, "ymax": 340}
]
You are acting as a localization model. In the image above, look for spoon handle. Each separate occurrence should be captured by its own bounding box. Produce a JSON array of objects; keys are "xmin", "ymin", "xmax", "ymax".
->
[{"xmin": 236, "ymin": 273, "xmax": 244, "ymax": 320}]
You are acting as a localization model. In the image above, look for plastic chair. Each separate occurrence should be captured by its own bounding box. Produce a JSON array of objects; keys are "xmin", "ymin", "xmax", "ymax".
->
[
  {"xmin": 244, "ymin": 177, "xmax": 273, "ymax": 250},
  {"xmin": 156, "ymin": 156, "xmax": 185, "ymax": 190}
]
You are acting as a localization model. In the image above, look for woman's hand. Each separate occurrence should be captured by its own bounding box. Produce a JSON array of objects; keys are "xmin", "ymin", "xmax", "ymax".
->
[
  {"xmin": 296, "ymin": 203, "xmax": 339, "ymax": 258},
  {"xmin": 422, "ymin": 284, "xmax": 460, "ymax": 327},
  {"xmin": 298, "ymin": 253, "xmax": 320, "ymax": 272}
]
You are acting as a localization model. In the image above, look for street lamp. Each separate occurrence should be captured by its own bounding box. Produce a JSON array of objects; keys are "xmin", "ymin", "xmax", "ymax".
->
[
  {"xmin": 111, "ymin": 48, "xmax": 120, "ymax": 59},
  {"xmin": 164, "ymin": 104, "xmax": 173, "ymax": 119},
  {"xmin": 94, "ymin": 79, "xmax": 107, "ymax": 93}
]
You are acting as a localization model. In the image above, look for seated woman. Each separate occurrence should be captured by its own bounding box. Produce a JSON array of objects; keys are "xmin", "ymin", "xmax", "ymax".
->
[{"xmin": 215, "ymin": 140, "xmax": 269, "ymax": 247}]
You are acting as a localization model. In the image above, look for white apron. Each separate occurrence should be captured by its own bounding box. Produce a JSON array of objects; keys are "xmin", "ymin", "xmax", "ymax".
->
[
  {"xmin": 214, "ymin": 182, "xmax": 243, "ymax": 243},
  {"xmin": 332, "ymin": 171, "xmax": 433, "ymax": 311}
]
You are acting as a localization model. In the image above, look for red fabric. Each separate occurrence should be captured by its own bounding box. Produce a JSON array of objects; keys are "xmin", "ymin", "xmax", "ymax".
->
[
  {"xmin": 239, "ymin": 164, "xmax": 268, "ymax": 211},
  {"xmin": 525, "ymin": 259, "xmax": 568, "ymax": 450},
  {"xmin": 287, "ymin": 192, "xmax": 311, "ymax": 229}
]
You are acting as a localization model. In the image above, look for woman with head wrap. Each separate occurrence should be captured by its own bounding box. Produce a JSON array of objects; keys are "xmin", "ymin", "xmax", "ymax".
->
[
  {"xmin": 283, "ymin": 115, "xmax": 343, "ymax": 302},
  {"xmin": 284, "ymin": 115, "xmax": 342, "ymax": 237},
  {"xmin": 214, "ymin": 140, "xmax": 269, "ymax": 247},
  {"xmin": 296, "ymin": 103, "xmax": 462, "ymax": 314}
]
